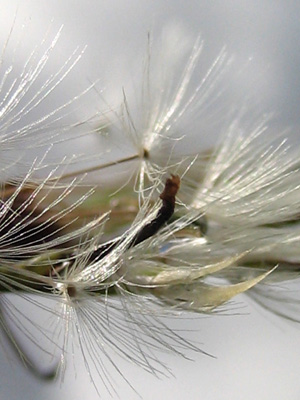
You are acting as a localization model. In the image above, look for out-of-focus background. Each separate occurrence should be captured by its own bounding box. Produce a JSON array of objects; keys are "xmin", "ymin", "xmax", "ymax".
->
[{"xmin": 1, "ymin": 1, "xmax": 300, "ymax": 399}]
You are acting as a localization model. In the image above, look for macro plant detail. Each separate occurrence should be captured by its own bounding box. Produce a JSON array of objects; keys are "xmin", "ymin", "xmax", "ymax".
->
[{"xmin": 0, "ymin": 19, "xmax": 300, "ymax": 397}]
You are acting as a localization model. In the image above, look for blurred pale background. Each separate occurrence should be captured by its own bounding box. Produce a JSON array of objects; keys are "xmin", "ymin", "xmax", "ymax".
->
[{"xmin": 1, "ymin": 1, "xmax": 300, "ymax": 399}]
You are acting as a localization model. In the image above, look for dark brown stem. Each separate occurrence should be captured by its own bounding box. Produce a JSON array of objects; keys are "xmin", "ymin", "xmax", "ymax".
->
[
  {"xmin": 129, "ymin": 174, "xmax": 180, "ymax": 247},
  {"xmin": 90, "ymin": 175, "xmax": 180, "ymax": 261}
]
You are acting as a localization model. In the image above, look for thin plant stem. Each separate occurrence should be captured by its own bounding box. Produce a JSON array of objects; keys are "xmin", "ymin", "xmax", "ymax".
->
[{"xmin": 50, "ymin": 153, "xmax": 141, "ymax": 182}]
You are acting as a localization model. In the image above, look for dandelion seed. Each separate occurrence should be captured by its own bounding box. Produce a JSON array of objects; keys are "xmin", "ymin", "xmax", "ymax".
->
[
  {"xmin": 183, "ymin": 115, "xmax": 300, "ymax": 319},
  {"xmin": 9, "ymin": 175, "xmax": 198, "ymax": 394},
  {"xmin": 0, "ymin": 21, "xmax": 100, "ymax": 182},
  {"xmin": 53, "ymin": 29, "xmax": 232, "ymax": 196}
]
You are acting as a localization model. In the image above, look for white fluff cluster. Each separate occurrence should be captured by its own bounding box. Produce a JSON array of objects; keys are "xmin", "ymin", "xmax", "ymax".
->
[{"xmin": 0, "ymin": 22, "xmax": 299, "ymax": 396}]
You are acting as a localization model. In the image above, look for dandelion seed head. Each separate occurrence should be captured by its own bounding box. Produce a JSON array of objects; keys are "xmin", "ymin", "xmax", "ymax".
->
[
  {"xmin": 65, "ymin": 27, "xmax": 233, "ymax": 193},
  {"xmin": 1, "ymin": 13, "xmax": 300, "ymax": 398}
]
